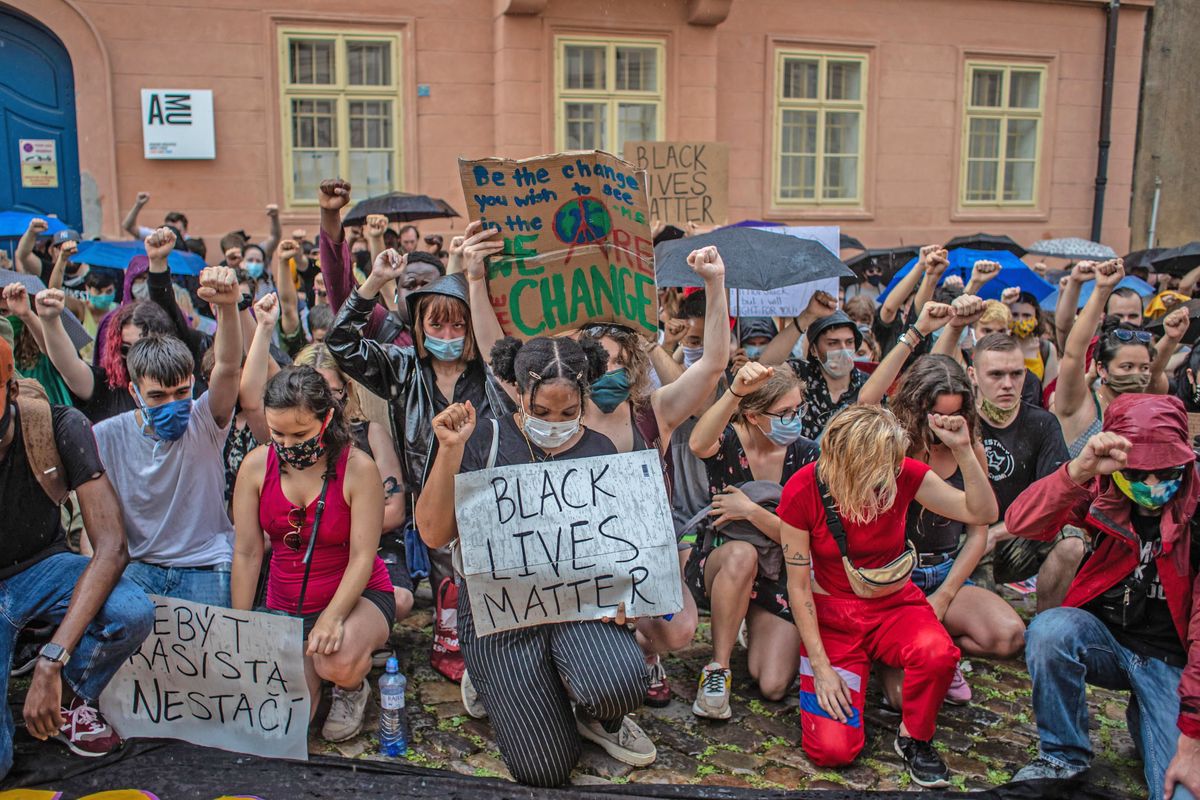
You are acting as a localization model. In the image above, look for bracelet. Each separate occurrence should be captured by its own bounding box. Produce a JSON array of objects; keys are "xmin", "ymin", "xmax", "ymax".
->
[
  {"xmin": 729, "ymin": 387, "xmax": 747, "ymax": 398},
  {"xmin": 905, "ymin": 325, "xmax": 925, "ymax": 343},
  {"xmin": 237, "ymin": 295, "xmax": 253, "ymax": 312}
]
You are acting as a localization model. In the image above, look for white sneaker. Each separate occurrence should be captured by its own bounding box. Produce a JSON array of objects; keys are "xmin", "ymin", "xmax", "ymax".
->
[
  {"xmin": 321, "ymin": 679, "xmax": 371, "ymax": 742},
  {"xmin": 692, "ymin": 661, "xmax": 732, "ymax": 720},
  {"xmin": 574, "ymin": 707, "xmax": 657, "ymax": 767},
  {"xmin": 461, "ymin": 669, "xmax": 487, "ymax": 719}
]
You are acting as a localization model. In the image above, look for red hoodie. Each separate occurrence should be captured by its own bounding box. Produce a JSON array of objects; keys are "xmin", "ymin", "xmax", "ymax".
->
[{"xmin": 1005, "ymin": 393, "xmax": 1200, "ymax": 738}]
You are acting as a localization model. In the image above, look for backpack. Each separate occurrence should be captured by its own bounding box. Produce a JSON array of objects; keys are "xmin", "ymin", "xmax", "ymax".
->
[{"xmin": 16, "ymin": 381, "xmax": 69, "ymax": 505}]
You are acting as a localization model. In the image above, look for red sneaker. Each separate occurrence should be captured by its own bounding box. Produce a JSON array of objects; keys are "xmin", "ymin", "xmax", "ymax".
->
[
  {"xmin": 646, "ymin": 656, "xmax": 671, "ymax": 708},
  {"xmin": 57, "ymin": 697, "xmax": 122, "ymax": 757}
]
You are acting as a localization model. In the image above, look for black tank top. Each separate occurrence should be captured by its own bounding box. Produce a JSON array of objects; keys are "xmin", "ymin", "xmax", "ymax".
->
[{"xmin": 905, "ymin": 468, "xmax": 964, "ymax": 555}]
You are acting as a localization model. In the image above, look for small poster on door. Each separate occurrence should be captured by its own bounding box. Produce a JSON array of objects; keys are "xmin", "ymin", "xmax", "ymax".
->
[{"xmin": 19, "ymin": 139, "xmax": 58, "ymax": 188}]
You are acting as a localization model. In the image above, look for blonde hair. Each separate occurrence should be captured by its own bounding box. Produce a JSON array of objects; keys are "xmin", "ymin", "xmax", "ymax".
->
[
  {"xmin": 817, "ymin": 405, "xmax": 910, "ymax": 525},
  {"xmin": 294, "ymin": 343, "xmax": 363, "ymax": 421},
  {"xmin": 978, "ymin": 300, "xmax": 1012, "ymax": 329}
]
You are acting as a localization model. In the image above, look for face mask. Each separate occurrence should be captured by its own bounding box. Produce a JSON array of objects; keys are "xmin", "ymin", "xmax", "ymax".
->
[
  {"xmin": 1103, "ymin": 371, "xmax": 1150, "ymax": 394},
  {"xmin": 1011, "ymin": 318, "xmax": 1038, "ymax": 339},
  {"xmin": 90, "ymin": 291, "xmax": 116, "ymax": 312},
  {"xmin": 131, "ymin": 281, "xmax": 150, "ymax": 301},
  {"xmin": 522, "ymin": 402, "xmax": 580, "ymax": 450},
  {"xmin": 424, "ymin": 335, "xmax": 464, "ymax": 362},
  {"xmin": 744, "ymin": 345, "xmax": 764, "ymax": 360},
  {"xmin": 590, "ymin": 368, "xmax": 631, "ymax": 414},
  {"xmin": 979, "ymin": 396, "xmax": 1019, "ymax": 425},
  {"xmin": 133, "ymin": 385, "xmax": 192, "ymax": 442},
  {"xmin": 866, "ymin": 274, "xmax": 883, "ymax": 287},
  {"xmin": 1112, "ymin": 470, "xmax": 1182, "ymax": 510},
  {"xmin": 63, "ymin": 267, "xmax": 88, "ymax": 289},
  {"xmin": 763, "ymin": 414, "xmax": 805, "ymax": 446},
  {"xmin": 681, "ymin": 345, "xmax": 704, "ymax": 368},
  {"xmin": 819, "ymin": 347, "xmax": 855, "ymax": 379},
  {"xmin": 272, "ymin": 415, "xmax": 331, "ymax": 470},
  {"xmin": 353, "ymin": 250, "xmax": 371, "ymax": 272},
  {"xmin": 245, "ymin": 261, "xmax": 265, "ymax": 280}
]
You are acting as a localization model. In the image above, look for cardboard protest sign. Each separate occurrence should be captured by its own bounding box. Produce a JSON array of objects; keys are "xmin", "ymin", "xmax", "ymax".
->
[
  {"xmin": 100, "ymin": 596, "xmax": 310, "ymax": 760},
  {"xmin": 459, "ymin": 151, "xmax": 657, "ymax": 341},
  {"xmin": 454, "ymin": 449, "xmax": 682, "ymax": 636},
  {"xmin": 623, "ymin": 141, "xmax": 729, "ymax": 227},
  {"xmin": 728, "ymin": 226, "xmax": 841, "ymax": 317}
]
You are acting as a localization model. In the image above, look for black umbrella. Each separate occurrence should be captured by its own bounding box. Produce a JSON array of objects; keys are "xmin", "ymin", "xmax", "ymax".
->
[
  {"xmin": 0, "ymin": 268, "xmax": 91, "ymax": 350},
  {"xmin": 840, "ymin": 233, "xmax": 866, "ymax": 251},
  {"xmin": 1123, "ymin": 248, "xmax": 1166, "ymax": 270},
  {"xmin": 1146, "ymin": 298, "xmax": 1200, "ymax": 344},
  {"xmin": 844, "ymin": 246, "xmax": 922, "ymax": 276},
  {"xmin": 1150, "ymin": 243, "xmax": 1200, "ymax": 278},
  {"xmin": 342, "ymin": 192, "xmax": 460, "ymax": 227},
  {"xmin": 654, "ymin": 227, "xmax": 852, "ymax": 291},
  {"xmin": 944, "ymin": 232, "xmax": 1027, "ymax": 258}
]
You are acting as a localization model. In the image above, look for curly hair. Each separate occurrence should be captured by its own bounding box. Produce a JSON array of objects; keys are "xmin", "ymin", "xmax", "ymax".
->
[
  {"xmin": 98, "ymin": 301, "xmax": 175, "ymax": 390},
  {"xmin": 889, "ymin": 354, "xmax": 977, "ymax": 457},
  {"xmin": 578, "ymin": 323, "xmax": 653, "ymax": 409},
  {"xmin": 264, "ymin": 365, "xmax": 352, "ymax": 475},
  {"xmin": 490, "ymin": 335, "xmax": 608, "ymax": 405}
]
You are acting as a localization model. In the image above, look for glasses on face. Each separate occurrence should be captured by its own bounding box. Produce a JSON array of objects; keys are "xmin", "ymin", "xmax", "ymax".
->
[
  {"xmin": 1120, "ymin": 466, "xmax": 1187, "ymax": 483},
  {"xmin": 763, "ymin": 406, "xmax": 802, "ymax": 424},
  {"xmin": 284, "ymin": 506, "xmax": 307, "ymax": 551},
  {"xmin": 1108, "ymin": 329, "xmax": 1153, "ymax": 344}
]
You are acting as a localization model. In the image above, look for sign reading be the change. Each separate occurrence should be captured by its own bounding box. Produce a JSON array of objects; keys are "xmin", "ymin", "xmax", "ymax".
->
[
  {"xmin": 458, "ymin": 150, "xmax": 657, "ymax": 341},
  {"xmin": 454, "ymin": 450, "xmax": 682, "ymax": 636},
  {"xmin": 99, "ymin": 596, "xmax": 310, "ymax": 760}
]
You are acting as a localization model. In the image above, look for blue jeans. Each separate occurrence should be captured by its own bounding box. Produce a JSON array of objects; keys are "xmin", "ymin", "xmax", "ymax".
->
[
  {"xmin": 911, "ymin": 558, "xmax": 955, "ymax": 595},
  {"xmin": 123, "ymin": 561, "xmax": 231, "ymax": 607},
  {"xmin": 0, "ymin": 553, "xmax": 154, "ymax": 779},
  {"xmin": 1026, "ymin": 606, "xmax": 1195, "ymax": 800}
]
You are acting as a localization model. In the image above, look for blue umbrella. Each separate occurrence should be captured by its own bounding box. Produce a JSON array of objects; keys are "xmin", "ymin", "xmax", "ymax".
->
[
  {"xmin": 877, "ymin": 248, "xmax": 1055, "ymax": 304},
  {"xmin": 73, "ymin": 240, "xmax": 206, "ymax": 276},
  {"xmin": 0, "ymin": 211, "xmax": 68, "ymax": 239},
  {"xmin": 1037, "ymin": 275, "xmax": 1156, "ymax": 312}
]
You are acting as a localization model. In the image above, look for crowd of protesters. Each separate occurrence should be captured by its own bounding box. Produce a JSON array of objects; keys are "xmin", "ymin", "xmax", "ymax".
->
[{"xmin": 3, "ymin": 176, "xmax": 1200, "ymax": 800}]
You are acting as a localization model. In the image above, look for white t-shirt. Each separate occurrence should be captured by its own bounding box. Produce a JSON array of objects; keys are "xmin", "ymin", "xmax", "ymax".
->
[{"xmin": 93, "ymin": 392, "xmax": 234, "ymax": 567}]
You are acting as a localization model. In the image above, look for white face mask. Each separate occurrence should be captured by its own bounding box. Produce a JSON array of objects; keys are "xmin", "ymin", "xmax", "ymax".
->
[
  {"xmin": 820, "ymin": 348, "xmax": 855, "ymax": 378},
  {"xmin": 522, "ymin": 403, "xmax": 581, "ymax": 450},
  {"xmin": 681, "ymin": 344, "xmax": 704, "ymax": 368}
]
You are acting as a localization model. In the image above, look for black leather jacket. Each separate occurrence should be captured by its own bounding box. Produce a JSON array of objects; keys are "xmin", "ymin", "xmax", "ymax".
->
[{"xmin": 327, "ymin": 274, "xmax": 509, "ymax": 491}]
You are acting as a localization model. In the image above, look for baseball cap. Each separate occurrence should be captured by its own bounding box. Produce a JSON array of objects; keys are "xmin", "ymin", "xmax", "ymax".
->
[{"xmin": 52, "ymin": 229, "xmax": 81, "ymax": 246}]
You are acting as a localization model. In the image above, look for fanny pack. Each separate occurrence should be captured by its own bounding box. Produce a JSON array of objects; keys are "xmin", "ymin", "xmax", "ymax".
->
[{"xmin": 816, "ymin": 469, "xmax": 915, "ymax": 599}]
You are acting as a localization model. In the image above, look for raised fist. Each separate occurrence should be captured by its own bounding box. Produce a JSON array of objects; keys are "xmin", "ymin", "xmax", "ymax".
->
[
  {"xmin": 686, "ymin": 246, "xmax": 725, "ymax": 282},
  {"xmin": 27, "ymin": 218, "xmax": 48, "ymax": 236},
  {"xmin": 136, "ymin": 192, "xmax": 151, "ymax": 205},
  {"xmin": 197, "ymin": 266, "xmax": 241, "ymax": 307},
  {"xmin": 145, "ymin": 227, "xmax": 177, "ymax": 261},
  {"xmin": 318, "ymin": 179, "xmax": 352, "ymax": 211},
  {"xmin": 365, "ymin": 214, "xmax": 389, "ymax": 239},
  {"xmin": 34, "ymin": 289, "xmax": 66, "ymax": 320},
  {"xmin": 265, "ymin": 204, "xmax": 279, "ymax": 218}
]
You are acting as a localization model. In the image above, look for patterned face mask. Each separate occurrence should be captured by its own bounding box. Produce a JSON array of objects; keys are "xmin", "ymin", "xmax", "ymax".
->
[
  {"xmin": 1011, "ymin": 318, "xmax": 1038, "ymax": 339},
  {"xmin": 1112, "ymin": 470, "xmax": 1181, "ymax": 509},
  {"xmin": 272, "ymin": 414, "xmax": 331, "ymax": 470}
]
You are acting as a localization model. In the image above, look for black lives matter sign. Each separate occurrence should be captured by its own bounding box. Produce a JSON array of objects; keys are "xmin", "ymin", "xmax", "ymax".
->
[{"xmin": 624, "ymin": 141, "xmax": 729, "ymax": 226}]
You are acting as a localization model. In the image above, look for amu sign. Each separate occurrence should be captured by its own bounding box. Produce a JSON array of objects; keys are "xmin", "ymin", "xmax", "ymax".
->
[{"xmin": 140, "ymin": 89, "xmax": 216, "ymax": 160}]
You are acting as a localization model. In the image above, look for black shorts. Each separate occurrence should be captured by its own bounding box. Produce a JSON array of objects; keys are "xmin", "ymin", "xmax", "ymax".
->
[
  {"xmin": 266, "ymin": 587, "xmax": 397, "ymax": 639},
  {"xmin": 684, "ymin": 538, "xmax": 793, "ymax": 623}
]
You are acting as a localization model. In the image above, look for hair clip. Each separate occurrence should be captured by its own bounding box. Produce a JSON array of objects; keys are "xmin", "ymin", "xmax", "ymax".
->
[{"xmin": 528, "ymin": 370, "xmax": 543, "ymax": 381}]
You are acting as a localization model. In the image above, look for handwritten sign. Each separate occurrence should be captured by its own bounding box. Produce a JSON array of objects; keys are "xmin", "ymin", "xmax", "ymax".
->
[
  {"xmin": 458, "ymin": 151, "xmax": 657, "ymax": 340},
  {"xmin": 454, "ymin": 450, "xmax": 682, "ymax": 636},
  {"xmin": 624, "ymin": 141, "xmax": 729, "ymax": 226},
  {"xmin": 99, "ymin": 596, "xmax": 310, "ymax": 760},
  {"xmin": 728, "ymin": 226, "xmax": 841, "ymax": 317}
]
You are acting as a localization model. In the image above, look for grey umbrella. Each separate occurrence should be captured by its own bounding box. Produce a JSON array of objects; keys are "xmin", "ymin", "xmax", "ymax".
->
[
  {"xmin": 1027, "ymin": 237, "xmax": 1117, "ymax": 261},
  {"xmin": 0, "ymin": 268, "xmax": 92, "ymax": 350},
  {"xmin": 654, "ymin": 227, "xmax": 852, "ymax": 290}
]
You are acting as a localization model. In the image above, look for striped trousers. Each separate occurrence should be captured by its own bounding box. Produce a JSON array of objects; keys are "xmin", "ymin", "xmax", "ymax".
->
[{"xmin": 458, "ymin": 586, "xmax": 648, "ymax": 787}]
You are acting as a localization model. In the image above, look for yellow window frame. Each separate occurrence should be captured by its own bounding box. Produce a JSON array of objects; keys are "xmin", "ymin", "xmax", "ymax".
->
[
  {"xmin": 960, "ymin": 61, "xmax": 1047, "ymax": 208},
  {"xmin": 553, "ymin": 36, "xmax": 666, "ymax": 154},
  {"xmin": 278, "ymin": 27, "xmax": 404, "ymax": 208},
  {"xmin": 772, "ymin": 48, "xmax": 868, "ymax": 208}
]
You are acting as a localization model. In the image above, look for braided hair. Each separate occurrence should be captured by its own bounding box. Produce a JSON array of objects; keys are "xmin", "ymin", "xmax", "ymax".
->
[{"xmin": 490, "ymin": 336, "xmax": 608, "ymax": 406}]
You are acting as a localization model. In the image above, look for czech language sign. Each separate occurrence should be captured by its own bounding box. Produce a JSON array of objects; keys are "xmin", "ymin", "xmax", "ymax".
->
[
  {"xmin": 459, "ymin": 151, "xmax": 657, "ymax": 340},
  {"xmin": 18, "ymin": 139, "xmax": 58, "ymax": 188},
  {"xmin": 623, "ymin": 141, "xmax": 729, "ymax": 226},
  {"xmin": 141, "ymin": 89, "xmax": 216, "ymax": 159},
  {"xmin": 99, "ymin": 596, "xmax": 310, "ymax": 760},
  {"xmin": 454, "ymin": 450, "xmax": 682, "ymax": 636}
]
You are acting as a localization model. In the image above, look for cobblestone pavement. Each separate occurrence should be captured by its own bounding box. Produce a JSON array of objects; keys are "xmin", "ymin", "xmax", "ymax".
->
[{"xmin": 313, "ymin": 588, "xmax": 1146, "ymax": 797}]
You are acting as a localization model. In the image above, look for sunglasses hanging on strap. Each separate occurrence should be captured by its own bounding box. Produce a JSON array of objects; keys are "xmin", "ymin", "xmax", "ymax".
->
[{"xmin": 294, "ymin": 474, "xmax": 333, "ymax": 616}]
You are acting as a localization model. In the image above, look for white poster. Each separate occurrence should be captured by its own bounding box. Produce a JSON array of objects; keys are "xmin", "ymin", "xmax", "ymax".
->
[
  {"xmin": 728, "ymin": 226, "xmax": 841, "ymax": 317},
  {"xmin": 99, "ymin": 596, "xmax": 310, "ymax": 760},
  {"xmin": 454, "ymin": 450, "xmax": 682, "ymax": 636},
  {"xmin": 141, "ymin": 89, "xmax": 216, "ymax": 159}
]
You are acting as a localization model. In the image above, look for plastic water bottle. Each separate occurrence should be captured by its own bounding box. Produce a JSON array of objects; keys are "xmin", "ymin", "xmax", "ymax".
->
[{"xmin": 378, "ymin": 657, "xmax": 408, "ymax": 756}]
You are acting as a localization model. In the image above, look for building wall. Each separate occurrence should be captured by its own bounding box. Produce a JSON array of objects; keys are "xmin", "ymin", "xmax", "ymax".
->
[
  {"xmin": 1130, "ymin": 0, "xmax": 1200, "ymax": 250},
  {"xmin": 7, "ymin": 0, "xmax": 1151, "ymax": 253}
]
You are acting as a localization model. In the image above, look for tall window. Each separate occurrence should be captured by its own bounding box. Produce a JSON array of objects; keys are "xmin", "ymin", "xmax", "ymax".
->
[
  {"xmin": 555, "ymin": 37, "xmax": 665, "ymax": 153},
  {"xmin": 773, "ymin": 49, "xmax": 868, "ymax": 207},
  {"xmin": 961, "ymin": 62, "xmax": 1046, "ymax": 206},
  {"xmin": 279, "ymin": 29, "xmax": 403, "ymax": 206}
]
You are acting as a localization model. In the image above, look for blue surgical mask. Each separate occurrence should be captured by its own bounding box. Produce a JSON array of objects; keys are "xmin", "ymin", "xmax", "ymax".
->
[
  {"xmin": 764, "ymin": 415, "xmax": 805, "ymax": 446},
  {"xmin": 681, "ymin": 344, "xmax": 704, "ymax": 368},
  {"xmin": 90, "ymin": 291, "xmax": 116, "ymax": 311},
  {"xmin": 424, "ymin": 335, "xmax": 464, "ymax": 362},
  {"xmin": 245, "ymin": 261, "xmax": 265, "ymax": 280},
  {"xmin": 590, "ymin": 368, "xmax": 631, "ymax": 414},
  {"xmin": 744, "ymin": 345, "xmax": 764, "ymax": 360},
  {"xmin": 133, "ymin": 385, "xmax": 193, "ymax": 442}
]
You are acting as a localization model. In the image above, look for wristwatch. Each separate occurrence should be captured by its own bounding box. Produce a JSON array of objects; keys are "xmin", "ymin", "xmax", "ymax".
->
[{"xmin": 38, "ymin": 643, "xmax": 70, "ymax": 667}]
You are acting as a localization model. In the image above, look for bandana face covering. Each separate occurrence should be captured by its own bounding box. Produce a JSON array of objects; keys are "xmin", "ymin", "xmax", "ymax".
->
[
  {"xmin": 1112, "ymin": 470, "xmax": 1181, "ymax": 509},
  {"xmin": 1011, "ymin": 318, "xmax": 1038, "ymax": 339},
  {"xmin": 1103, "ymin": 371, "xmax": 1151, "ymax": 394},
  {"xmin": 272, "ymin": 415, "xmax": 330, "ymax": 470},
  {"xmin": 590, "ymin": 368, "xmax": 631, "ymax": 414},
  {"xmin": 979, "ymin": 396, "xmax": 1019, "ymax": 425}
]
